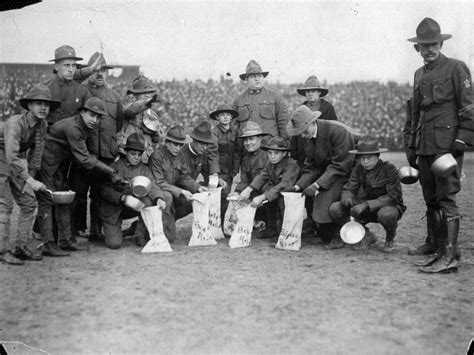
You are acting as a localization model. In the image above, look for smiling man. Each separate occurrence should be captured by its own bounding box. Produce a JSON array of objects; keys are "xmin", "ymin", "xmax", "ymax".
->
[{"xmin": 404, "ymin": 18, "xmax": 474, "ymax": 273}]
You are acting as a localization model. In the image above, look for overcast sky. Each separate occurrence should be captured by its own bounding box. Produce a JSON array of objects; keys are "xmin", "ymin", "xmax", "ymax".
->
[{"xmin": 1, "ymin": 0, "xmax": 474, "ymax": 84}]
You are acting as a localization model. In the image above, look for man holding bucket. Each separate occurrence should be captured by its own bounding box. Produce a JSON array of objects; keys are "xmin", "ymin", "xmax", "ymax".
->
[{"xmin": 405, "ymin": 18, "xmax": 474, "ymax": 273}]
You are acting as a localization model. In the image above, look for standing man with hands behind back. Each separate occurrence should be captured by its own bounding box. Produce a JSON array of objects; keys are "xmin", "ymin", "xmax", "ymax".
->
[{"xmin": 405, "ymin": 18, "xmax": 474, "ymax": 273}]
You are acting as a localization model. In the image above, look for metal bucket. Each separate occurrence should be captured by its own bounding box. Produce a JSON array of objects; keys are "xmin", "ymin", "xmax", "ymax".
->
[
  {"xmin": 47, "ymin": 189, "xmax": 76, "ymax": 204},
  {"xmin": 130, "ymin": 176, "xmax": 151, "ymax": 198},
  {"xmin": 398, "ymin": 166, "xmax": 419, "ymax": 185},
  {"xmin": 431, "ymin": 153, "xmax": 457, "ymax": 178}
]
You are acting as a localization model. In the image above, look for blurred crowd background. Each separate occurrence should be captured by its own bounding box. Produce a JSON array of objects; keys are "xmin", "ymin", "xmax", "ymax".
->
[{"xmin": 1, "ymin": 66, "xmax": 412, "ymax": 150}]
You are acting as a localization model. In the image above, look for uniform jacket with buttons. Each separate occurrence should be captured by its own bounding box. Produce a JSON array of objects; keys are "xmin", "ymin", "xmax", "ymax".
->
[
  {"xmin": 43, "ymin": 74, "xmax": 93, "ymax": 125},
  {"xmin": 149, "ymin": 145, "xmax": 201, "ymax": 197},
  {"xmin": 250, "ymin": 155, "xmax": 300, "ymax": 202},
  {"xmin": 233, "ymin": 86, "xmax": 289, "ymax": 138},
  {"xmin": 408, "ymin": 53, "xmax": 474, "ymax": 155},
  {"xmin": 341, "ymin": 160, "xmax": 406, "ymax": 215},
  {"xmin": 211, "ymin": 123, "xmax": 239, "ymax": 184},
  {"xmin": 1, "ymin": 112, "xmax": 47, "ymax": 189},
  {"xmin": 84, "ymin": 81, "xmax": 123, "ymax": 160},
  {"xmin": 234, "ymin": 148, "xmax": 268, "ymax": 193}
]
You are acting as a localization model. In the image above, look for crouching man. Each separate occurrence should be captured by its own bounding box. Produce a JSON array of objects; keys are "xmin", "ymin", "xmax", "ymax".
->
[
  {"xmin": 0, "ymin": 85, "xmax": 60, "ymax": 264},
  {"xmin": 149, "ymin": 125, "xmax": 208, "ymax": 243},
  {"xmin": 239, "ymin": 137, "xmax": 300, "ymax": 239},
  {"xmin": 329, "ymin": 135, "xmax": 406, "ymax": 252},
  {"xmin": 99, "ymin": 133, "xmax": 166, "ymax": 249}
]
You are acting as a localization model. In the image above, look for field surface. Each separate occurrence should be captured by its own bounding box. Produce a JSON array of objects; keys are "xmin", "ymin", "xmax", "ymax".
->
[{"xmin": 1, "ymin": 152, "xmax": 473, "ymax": 354}]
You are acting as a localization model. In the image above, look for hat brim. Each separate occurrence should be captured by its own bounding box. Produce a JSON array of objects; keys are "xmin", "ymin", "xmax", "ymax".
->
[
  {"xmin": 296, "ymin": 88, "xmax": 329, "ymax": 97},
  {"xmin": 190, "ymin": 133, "xmax": 217, "ymax": 144},
  {"xmin": 238, "ymin": 132, "xmax": 270, "ymax": 138},
  {"xmin": 239, "ymin": 71, "xmax": 269, "ymax": 81},
  {"xmin": 285, "ymin": 111, "xmax": 321, "ymax": 136},
  {"xmin": 348, "ymin": 148, "xmax": 389, "ymax": 154},
  {"xmin": 126, "ymin": 88, "xmax": 157, "ymax": 95},
  {"xmin": 209, "ymin": 109, "xmax": 239, "ymax": 120},
  {"xmin": 124, "ymin": 145, "xmax": 146, "ymax": 152},
  {"xmin": 165, "ymin": 136, "xmax": 186, "ymax": 144},
  {"xmin": 78, "ymin": 106, "xmax": 107, "ymax": 116},
  {"xmin": 49, "ymin": 56, "xmax": 83, "ymax": 62},
  {"xmin": 406, "ymin": 34, "xmax": 452, "ymax": 43},
  {"xmin": 261, "ymin": 145, "xmax": 290, "ymax": 151},
  {"xmin": 19, "ymin": 98, "xmax": 61, "ymax": 112}
]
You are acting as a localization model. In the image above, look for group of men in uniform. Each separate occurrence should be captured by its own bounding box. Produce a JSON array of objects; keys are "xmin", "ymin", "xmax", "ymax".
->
[{"xmin": 0, "ymin": 18, "xmax": 472, "ymax": 274}]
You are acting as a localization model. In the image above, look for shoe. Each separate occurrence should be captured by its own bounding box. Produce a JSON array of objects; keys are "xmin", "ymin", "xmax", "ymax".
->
[
  {"xmin": 0, "ymin": 251, "xmax": 24, "ymax": 265},
  {"xmin": 258, "ymin": 227, "xmax": 278, "ymax": 239},
  {"xmin": 352, "ymin": 230, "xmax": 377, "ymax": 251},
  {"xmin": 88, "ymin": 233, "xmax": 103, "ymax": 243},
  {"xmin": 418, "ymin": 256, "xmax": 458, "ymax": 274},
  {"xmin": 13, "ymin": 245, "xmax": 42, "ymax": 261},
  {"xmin": 326, "ymin": 236, "xmax": 345, "ymax": 250},
  {"xmin": 414, "ymin": 254, "xmax": 441, "ymax": 267},
  {"xmin": 382, "ymin": 240, "xmax": 396, "ymax": 253},
  {"xmin": 408, "ymin": 242, "xmax": 436, "ymax": 255},
  {"xmin": 42, "ymin": 241, "xmax": 70, "ymax": 257},
  {"xmin": 59, "ymin": 239, "xmax": 90, "ymax": 252},
  {"xmin": 135, "ymin": 236, "xmax": 148, "ymax": 247}
]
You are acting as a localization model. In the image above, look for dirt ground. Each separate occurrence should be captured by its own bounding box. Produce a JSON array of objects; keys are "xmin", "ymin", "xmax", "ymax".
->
[{"xmin": 1, "ymin": 152, "xmax": 473, "ymax": 354}]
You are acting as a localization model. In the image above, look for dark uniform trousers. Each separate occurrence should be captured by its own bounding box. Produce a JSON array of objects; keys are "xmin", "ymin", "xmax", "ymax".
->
[{"xmin": 161, "ymin": 191, "xmax": 193, "ymax": 243}]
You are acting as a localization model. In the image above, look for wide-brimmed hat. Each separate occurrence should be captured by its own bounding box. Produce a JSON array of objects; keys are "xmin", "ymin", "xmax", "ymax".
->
[
  {"xmin": 238, "ymin": 121, "xmax": 269, "ymax": 138},
  {"xmin": 165, "ymin": 125, "xmax": 187, "ymax": 144},
  {"xmin": 209, "ymin": 104, "xmax": 239, "ymax": 120},
  {"xmin": 125, "ymin": 133, "xmax": 146, "ymax": 151},
  {"xmin": 87, "ymin": 52, "xmax": 116, "ymax": 70},
  {"xmin": 348, "ymin": 135, "xmax": 388, "ymax": 155},
  {"xmin": 19, "ymin": 84, "xmax": 61, "ymax": 111},
  {"xmin": 261, "ymin": 137, "xmax": 290, "ymax": 151},
  {"xmin": 126, "ymin": 75, "xmax": 157, "ymax": 95},
  {"xmin": 297, "ymin": 76, "xmax": 329, "ymax": 97},
  {"xmin": 190, "ymin": 120, "xmax": 217, "ymax": 144},
  {"xmin": 286, "ymin": 105, "xmax": 322, "ymax": 136},
  {"xmin": 407, "ymin": 17, "xmax": 452, "ymax": 43},
  {"xmin": 239, "ymin": 60, "xmax": 269, "ymax": 81},
  {"xmin": 78, "ymin": 97, "xmax": 107, "ymax": 116},
  {"xmin": 49, "ymin": 45, "xmax": 83, "ymax": 62}
]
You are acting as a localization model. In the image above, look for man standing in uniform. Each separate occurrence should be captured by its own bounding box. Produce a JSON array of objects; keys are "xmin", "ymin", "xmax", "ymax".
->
[
  {"xmin": 0, "ymin": 85, "xmax": 60, "ymax": 264},
  {"xmin": 71, "ymin": 52, "xmax": 124, "ymax": 240},
  {"xmin": 405, "ymin": 18, "xmax": 474, "ymax": 273},
  {"xmin": 233, "ymin": 60, "xmax": 289, "ymax": 140}
]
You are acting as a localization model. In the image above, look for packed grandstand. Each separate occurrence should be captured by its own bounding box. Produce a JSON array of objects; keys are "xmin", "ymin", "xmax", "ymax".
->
[{"xmin": 0, "ymin": 63, "xmax": 412, "ymax": 150}]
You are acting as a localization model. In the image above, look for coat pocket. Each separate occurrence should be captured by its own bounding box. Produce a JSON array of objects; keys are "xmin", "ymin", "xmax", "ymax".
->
[
  {"xmin": 259, "ymin": 102, "xmax": 276, "ymax": 120},
  {"xmin": 434, "ymin": 122, "xmax": 458, "ymax": 150},
  {"xmin": 432, "ymin": 77, "xmax": 455, "ymax": 103},
  {"xmin": 236, "ymin": 104, "xmax": 250, "ymax": 122}
]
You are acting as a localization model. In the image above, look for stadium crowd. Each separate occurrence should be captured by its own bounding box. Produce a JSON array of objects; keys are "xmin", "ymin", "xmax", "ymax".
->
[{"xmin": 1, "ymin": 68, "xmax": 411, "ymax": 150}]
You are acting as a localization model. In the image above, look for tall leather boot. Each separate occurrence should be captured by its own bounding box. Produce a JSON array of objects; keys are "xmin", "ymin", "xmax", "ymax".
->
[
  {"xmin": 57, "ymin": 205, "xmax": 88, "ymax": 252},
  {"xmin": 408, "ymin": 209, "xmax": 437, "ymax": 255},
  {"xmin": 419, "ymin": 215, "xmax": 459, "ymax": 274},
  {"xmin": 414, "ymin": 209, "xmax": 443, "ymax": 267}
]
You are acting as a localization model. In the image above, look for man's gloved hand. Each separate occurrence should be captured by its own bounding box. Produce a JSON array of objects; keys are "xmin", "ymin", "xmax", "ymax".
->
[
  {"xmin": 406, "ymin": 149, "xmax": 418, "ymax": 169},
  {"xmin": 341, "ymin": 197, "xmax": 355, "ymax": 209},
  {"xmin": 451, "ymin": 140, "xmax": 466, "ymax": 158},
  {"xmin": 302, "ymin": 183, "xmax": 319, "ymax": 197},
  {"xmin": 351, "ymin": 202, "xmax": 369, "ymax": 217},
  {"xmin": 156, "ymin": 198, "xmax": 166, "ymax": 210}
]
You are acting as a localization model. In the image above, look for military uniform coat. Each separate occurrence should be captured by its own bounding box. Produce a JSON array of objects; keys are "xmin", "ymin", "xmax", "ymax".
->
[
  {"xmin": 211, "ymin": 123, "xmax": 239, "ymax": 185},
  {"xmin": 232, "ymin": 87, "xmax": 289, "ymax": 138},
  {"xmin": 250, "ymin": 156, "xmax": 300, "ymax": 202},
  {"xmin": 234, "ymin": 148, "xmax": 268, "ymax": 193},
  {"xmin": 296, "ymin": 120, "xmax": 354, "ymax": 223},
  {"xmin": 341, "ymin": 160, "xmax": 406, "ymax": 216}
]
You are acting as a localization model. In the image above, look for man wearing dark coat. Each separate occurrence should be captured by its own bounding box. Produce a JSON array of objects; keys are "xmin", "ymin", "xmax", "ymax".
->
[
  {"xmin": 405, "ymin": 18, "xmax": 474, "ymax": 273},
  {"xmin": 287, "ymin": 105, "xmax": 354, "ymax": 248},
  {"xmin": 99, "ymin": 133, "xmax": 165, "ymax": 249},
  {"xmin": 36, "ymin": 98, "xmax": 117, "ymax": 256}
]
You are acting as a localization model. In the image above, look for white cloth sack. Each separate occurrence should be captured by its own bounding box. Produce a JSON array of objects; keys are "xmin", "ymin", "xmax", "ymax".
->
[
  {"xmin": 275, "ymin": 192, "xmax": 305, "ymax": 251},
  {"xmin": 140, "ymin": 205, "xmax": 172, "ymax": 253},
  {"xmin": 188, "ymin": 191, "xmax": 218, "ymax": 246},
  {"xmin": 223, "ymin": 199, "xmax": 239, "ymax": 237},
  {"xmin": 208, "ymin": 187, "xmax": 224, "ymax": 240},
  {"xmin": 229, "ymin": 201, "xmax": 256, "ymax": 249}
]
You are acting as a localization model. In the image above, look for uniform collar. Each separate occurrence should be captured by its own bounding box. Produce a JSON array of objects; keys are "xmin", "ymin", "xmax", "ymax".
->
[
  {"xmin": 248, "ymin": 88, "xmax": 263, "ymax": 95},
  {"xmin": 424, "ymin": 53, "xmax": 445, "ymax": 71},
  {"xmin": 25, "ymin": 111, "xmax": 41, "ymax": 128}
]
